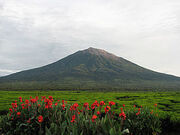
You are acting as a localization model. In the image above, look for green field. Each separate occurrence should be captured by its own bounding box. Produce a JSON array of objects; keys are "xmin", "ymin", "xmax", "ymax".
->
[{"xmin": 0, "ymin": 90, "xmax": 180, "ymax": 121}]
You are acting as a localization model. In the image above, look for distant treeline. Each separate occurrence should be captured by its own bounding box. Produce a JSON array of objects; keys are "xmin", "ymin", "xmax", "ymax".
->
[{"xmin": 0, "ymin": 81, "xmax": 180, "ymax": 91}]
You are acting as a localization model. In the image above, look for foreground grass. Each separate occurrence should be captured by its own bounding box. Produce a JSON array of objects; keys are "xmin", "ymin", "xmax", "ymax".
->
[
  {"xmin": 0, "ymin": 91, "xmax": 180, "ymax": 134},
  {"xmin": 0, "ymin": 90, "xmax": 179, "ymax": 121}
]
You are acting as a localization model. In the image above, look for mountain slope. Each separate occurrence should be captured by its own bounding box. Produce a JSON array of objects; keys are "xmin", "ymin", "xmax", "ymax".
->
[{"xmin": 0, "ymin": 47, "xmax": 180, "ymax": 90}]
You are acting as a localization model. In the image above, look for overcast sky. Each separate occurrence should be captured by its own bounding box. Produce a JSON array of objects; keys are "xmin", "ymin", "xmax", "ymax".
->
[{"xmin": 0, "ymin": 0, "xmax": 180, "ymax": 77}]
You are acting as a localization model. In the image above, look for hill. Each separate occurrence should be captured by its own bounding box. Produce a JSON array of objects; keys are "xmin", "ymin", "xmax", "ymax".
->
[{"xmin": 0, "ymin": 47, "xmax": 180, "ymax": 90}]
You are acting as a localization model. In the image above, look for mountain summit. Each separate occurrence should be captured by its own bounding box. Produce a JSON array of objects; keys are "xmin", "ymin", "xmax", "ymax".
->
[
  {"xmin": 0, "ymin": 47, "xmax": 180, "ymax": 90},
  {"xmin": 81, "ymin": 47, "xmax": 118, "ymax": 59}
]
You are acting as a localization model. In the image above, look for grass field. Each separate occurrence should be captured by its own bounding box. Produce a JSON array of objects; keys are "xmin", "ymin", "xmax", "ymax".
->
[{"xmin": 0, "ymin": 90, "xmax": 180, "ymax": 121}]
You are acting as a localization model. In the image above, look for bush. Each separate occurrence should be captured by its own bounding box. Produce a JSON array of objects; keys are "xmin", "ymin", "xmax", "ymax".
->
[
  {"xmin": 125, "ymin": 106, "xmax": 161, "ymax": 135},
  {"xmin": 0, "ymin": 96, "xmax": 161, "ymax": 135}
]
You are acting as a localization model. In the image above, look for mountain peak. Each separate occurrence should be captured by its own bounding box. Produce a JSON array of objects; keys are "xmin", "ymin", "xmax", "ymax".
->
[
  {"xmin": 80, "ymin": 47, "xmax": 119, "ymax": 60},
  {"xmin": 87, "ymin": 47, "xmax": 106, "ymax": 53}
]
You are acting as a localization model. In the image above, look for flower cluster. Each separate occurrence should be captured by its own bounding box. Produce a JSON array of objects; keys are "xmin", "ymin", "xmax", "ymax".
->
[
  {"xmin": 119, "ymin": 108, "xmax": 126, "ymax": 120},
  {"xmin": 2, "ymin": 96, "xmax": 160, "ymax": 135}
]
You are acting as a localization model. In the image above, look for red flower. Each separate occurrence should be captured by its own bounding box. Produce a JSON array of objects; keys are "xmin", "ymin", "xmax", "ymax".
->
[
  {"xmin": 119, "ymin": 111, "xmax": 126, "ymax": 120},
  {"xmin": 74, "ymin": 103, "xmax": 79, "ymax": 108},
  {"xmin": 97, "ymin": 111, "xmax": 100, "ymax": 115},
  {"xmin": 123, "ymin": 104, "xmax": 125, "ymax": 107},
  {"xmin": 38, "ymin": 115, "xmax": 43, "ymax": 123},
  {"xmin": 9, "ymin": 108, "xmax": 13, "ymax": 113},
  {"xmin": 45, "ymin": 104, "xmax": 49, "ymax": 109},
  {"xmin": 44, "ymin": 98, "xmax": 49, "ymax": 103},
  {"xmin": 91, "ymin": 101, "xmax": 99, "ymax": 110},
  {"xmin": 104, "ymin": 106, "xmax": 111, "ymax": 113},
  {"xmin": 92, "ymin": 115, "xmax": 97, "ymax": 122},
  {"xmin": 49, "ymin": 96, "xmax": 53, "ymax": 102},
  {"xmin": 91, "ymin": 104, "xmax": 95, "ymax": 110},
  {"xmin": 25, "ymin": 99, "xmax": 29, "ymax": 104},
  {"xmin": 83, "ymin": 102, "xmax": 89, "ymax": 108},
  {"xmin": 70, "ymin": 103, "xmax": 79, "ymax": 110},
  {"xmin": 94, "ymin": 100, "xmax": 99, "ymax": 107},
  {"xmin": 100, "ymin": 101, "xmax": 105, "ymax": 106},
  {"xmin": 83, "ymin": 103, "xmax": 89, "ymax": 110},
  {"xmin": 11, "ymin": 103, "xmax": 14, "ymax": 108},
  {"xmin": 136, "ymin": 108, "xmax": 141, "ymax": 115},
  {"xmin": 17, "ymin": 112, "xmax": 21, "ymax": 116},
  {"xmin": 109, "ymin": 101, "xmax": 115, "ymax": 106},
  {"xmin": 41, "ymin": 96, "xmax": 46, "ymax": 101},
  {"xmin": 27, "ymin": 118, "xmax": 31, "ymax": 123},
  {"xmin": 72, "ymin": 115, "xmax": 75, "ymax": 119},
  {"xmin": 136, "ymin": 112, "xmax": 140, "ymax": 116},
  {"xmin": 120, "ymin": 108, "xmax": 123, "ymax": 112},
  {"xmin": 19, "ymin": 97, "xmax": 22, "ymax": 102},
  {"xmin": 62, "ymin": 104, "xmax": 65, "ymax": 110},
  {"xmin": 55, "ymin": 103, "xmax": 58, "ymax": 106},
  {"xmin": 44, "ymin": 99, "xmax": 53, "ymax": 109},
  {"xmin": 71, "ymin": 115, "xmax": 76, "ymax": 123},
  {"xmin": 12, "ymin": 103, "xmax": 17, "ymax": 108},
  {"xmin": 154, "ymin": 104, "xmax": 157, "ymax": 107},
  {"xmin": 35, "ymin": 96, "xmax": 39, "ymax": 101},
  {"xmin": 150, "ymin": 110, "xmax": 153, "ymax": 114},
  {"xmin": 21, "ymin": 103, "xmax": 25, "ymax": 109},
  {"xmin": 30, "ymin": 98, "xmax": 36, "ymax": 103}
]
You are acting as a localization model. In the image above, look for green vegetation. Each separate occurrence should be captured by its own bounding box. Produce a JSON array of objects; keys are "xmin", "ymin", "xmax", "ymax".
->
[
  {"xmin": 0, "ymin": 91, "xmax": 179, "ymax": 120},
  {"xmin": 0, "ymin": 96, "xmax": 161, "ymax": 135},
  {"xmin": 0, "ymin": 90, "xmax": 179, "ymax": 134}
]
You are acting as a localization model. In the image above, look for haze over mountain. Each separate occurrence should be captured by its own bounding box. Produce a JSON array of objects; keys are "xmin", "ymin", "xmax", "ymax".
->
[{"xmin": 0, "ymin": 47, "xmax": 180, "ymax": 90}]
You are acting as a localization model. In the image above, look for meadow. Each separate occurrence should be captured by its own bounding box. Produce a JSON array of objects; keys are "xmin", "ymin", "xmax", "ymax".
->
[{"xmin": 0, "ymin": 90, "xmax": 179, "ymax": 121}]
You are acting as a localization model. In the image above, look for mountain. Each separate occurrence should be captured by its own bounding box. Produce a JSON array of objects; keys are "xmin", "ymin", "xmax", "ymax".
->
[{"xmin": 0, "ymin": 47, "xmax": 180, "ymax": 91}]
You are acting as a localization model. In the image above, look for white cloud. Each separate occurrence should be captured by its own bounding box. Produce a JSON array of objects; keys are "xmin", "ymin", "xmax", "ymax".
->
[
  {"xmin": 0, "ymin": 69, "xmax": 19, "ymax": 76},
  {"xmin": 0, "ymin": 0, "xmax": 180, "ymax": 76}
]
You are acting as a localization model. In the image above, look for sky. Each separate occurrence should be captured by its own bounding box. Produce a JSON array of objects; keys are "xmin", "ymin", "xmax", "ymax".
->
[{"xmin": 0, "ymin": 0, "xmax": 180, "ymax": 77}]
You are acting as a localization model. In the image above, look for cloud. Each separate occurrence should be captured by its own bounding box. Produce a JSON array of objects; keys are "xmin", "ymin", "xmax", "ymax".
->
[
  {"xmin": 0, "ymin": 69, "xmax": 19, "ymax": 77},
  {"xmin": 0, "ymin": 0, "xmax": 180, "ymax": 76}
]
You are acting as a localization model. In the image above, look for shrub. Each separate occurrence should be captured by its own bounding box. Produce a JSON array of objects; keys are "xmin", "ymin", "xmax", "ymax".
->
[
  {"xmin": 125, "ymin": 106, "xmax": 161, "ymax": 135},
  {"xmin": 0, "ymin": 96, "xmax": 161, "ymax": 135}
]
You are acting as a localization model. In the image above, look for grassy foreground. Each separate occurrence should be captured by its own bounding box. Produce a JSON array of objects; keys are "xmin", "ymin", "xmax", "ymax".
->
[
  {"xmin": 0, "ymin": 91, "xmax": 179, "ymax": 120},
  {"xmin": 0, "ymin": 90, "xmax": 180, "ymax": 134}
]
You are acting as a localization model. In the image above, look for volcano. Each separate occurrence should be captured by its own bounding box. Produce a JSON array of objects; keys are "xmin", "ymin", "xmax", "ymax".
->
[{"xmin": 0, "ymin": 47, "xmax": 180, "ymax": 90}]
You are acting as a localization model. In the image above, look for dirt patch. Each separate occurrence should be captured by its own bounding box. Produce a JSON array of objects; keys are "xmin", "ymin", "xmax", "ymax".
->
[
  {"xmin": 158, "ymin": 103, "xmax": 173, "ymax": 112},
  {"xmin": 159, "ymin": 103, "xmax": 170, "ymax": 107},
  {"xmin": 68, "ymin": 99, "xmax": 77, "ymax": 101},
  {"xmin": 116, "ymin": 96, "xmax": 140, "ymax": 101},
  {"xmin": 169, "ymin": 100, "xmax": 180, "ymax": 103}
]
